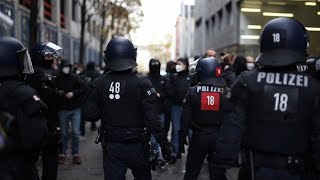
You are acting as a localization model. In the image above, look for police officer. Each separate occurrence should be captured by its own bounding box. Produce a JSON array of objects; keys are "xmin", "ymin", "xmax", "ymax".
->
[
  {"xmin": 0, "ymin": 37, "xmax": 48, "ymax": 180},
  {"xmin": 180, "ymin": 57, "xmax": 229, "ymax": 180},
  {"xmin": 214, "ymin": 18, "xmax": 320, "ymax": 180},
  {"xmin": 306, "ymin": 56, "xmax": 320, "ymax": 78},
  {"xmin": 83, "ymin": 37, "xmax": 172, "ymax": 180},
  {"xmin": 26, "ymin": 42, "xmax": 64, "ymax": 180}
]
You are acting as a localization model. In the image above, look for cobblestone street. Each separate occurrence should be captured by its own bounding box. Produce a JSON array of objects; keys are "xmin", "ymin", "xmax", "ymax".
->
[{"xmin": 56, "ymin": 124, "xmax": 239, "ymax": 180}]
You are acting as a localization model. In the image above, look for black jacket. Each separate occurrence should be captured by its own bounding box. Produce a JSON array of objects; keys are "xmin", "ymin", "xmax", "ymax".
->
[
  {"xmin": 180, "ymin": 85, "xmax": 232, "ymax": 133},
  {"xmin": 168, "ymin": 71, "xmax": 193, "ymax": 105},
  {"xmin": 26, "ymin": 67, "xmax": 64, "ymax": 131},
  {"xmin": 56, "ymin": 73, "xmax": 87, "ymax": 110},
  {"xmin": 0, "ymin": 79, "xmax": 48, "ymax": 153},
  {"xmin": 83, "ymin": 71, "xmax": 169, "ymax": 146},
  {"xmin": 147, "ymin": 73, "xmax": 170, "ymax": 113},
  {"xmin": 222, "ymin": 67, "xmax": 236, "ymax": 88},
  {"xmin": 215, "ymin": 67, "xmax": 320, "ymax": 168}
]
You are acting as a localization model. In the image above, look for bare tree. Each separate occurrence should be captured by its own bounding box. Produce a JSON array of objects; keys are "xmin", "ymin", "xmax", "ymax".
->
[{"xmin": 98, "ymin": 0, "xmax": 143, "ymax": 66}]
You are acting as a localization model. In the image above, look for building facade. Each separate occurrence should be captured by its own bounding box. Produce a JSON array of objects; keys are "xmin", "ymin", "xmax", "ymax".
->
[
  {"xmin": 175, "ymin": 0, "xmax": 194, "ymax": 59},
  {"xmin": 0, "ymin": 0, "xmax": 102, "ymax": 64},
  {"xmin": 193, "ymin": 0, "xmax": 320, "ymax": 58}
]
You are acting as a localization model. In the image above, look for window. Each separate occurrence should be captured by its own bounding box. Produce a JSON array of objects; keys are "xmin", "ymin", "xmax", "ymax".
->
[
  {"xmin": 19, "ymin": 0, "xmax": 32, "ymax": 9},
  {"xmin": 211, "ymin": 15, "xmax": 215, "ymax": 32},
  {"xmin": 195, "ymin": 18, "xmax": 202, "ymax": 28},
  {"xmin": 205, "ymin": 20, "xmax": 209, "ymax": 34},
  {"xmin": 60, "ymin": 0, "xmax": 65, "ymax": 28},
  {"xmin": 20, "ymin": 12, "xmax": 30, "ymax": 47},
  {"xmin": 45, "ymin": 24, "xmax": 57, "ymax": 43},
  {"xmin": 72, "ymin": 0, "xmax": 77, "ymax": 21},
  {"xmin": 44, "ymin": 0, "xmax": 52, "ymax": 21},
  {"xmin": 73, "ymin": 40, "xmax": 80, "ymax": 63},
  {"xmin": 218, "ymin": 9, "xmax": 223, "ymax": 30},
  {"xmin": 62, "ymin": 34, "xmax": 71, "ymax": 60},
  {"xmin": 0, "ymin": 2, "xmax": 14, "ymax": 36},
  {"xmin": 226, "ymin": 2, "xmax": 232, "ymax": 25}
]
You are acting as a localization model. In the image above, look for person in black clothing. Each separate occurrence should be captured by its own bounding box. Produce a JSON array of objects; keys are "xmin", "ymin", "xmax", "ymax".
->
[
  {"xmin": 180, "ymin": 57, "xmax": 229, "ymax": 180},
  {"xmin": 168, "ymin": 57, "xmax": 192, "ymax": 163},
  {"xmin": 56, "ymin": 61, "xmax": 87, "ymax": 165},
  {"xmin": 214, "ymin": 18, "xmax": 320, "ymax": 180},
  {"xmin": 84, "ymin": 62, "xmax": 101, "ymax": 82},
  {"xmin": 26, "ymin": 42, "xmax": 64, "ymax": 180},
  {"xmin": 233, "ymin": 55, "xmax": 248, "ymax": 76},
  {"xmin": 83, "ymin": 62, "xmax": 101, "ymax": 131},
  {"xmin": 147, "ymin": 58, "xmax": 170, "ymax": 166},
  {"xmin": 83, "ymin": 37, "xmax": 172, "ymax": 180},
  {"xmin": 164, "ymin": 60, "xmax": 176, "ymax": 134},
  {"xmin": 0, "ymin": 37, "xmax": 48, "ymax": 180},
  {"xmin": 221, "ymin": 54, "xmax": 236, "ymax": 88}
]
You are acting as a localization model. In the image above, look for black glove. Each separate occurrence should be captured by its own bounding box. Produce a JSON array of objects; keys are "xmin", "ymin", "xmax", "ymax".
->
[
  {"xmin": 58, "ymin": 90, "xmax": 65, "ymax": 96},
  {"xmin": 160, "ymin": 142, "xmax": 172, "ymax": 162},
  {"xmin": 178, "ymin": 130, "xmax": 188, "ymax": 154}
]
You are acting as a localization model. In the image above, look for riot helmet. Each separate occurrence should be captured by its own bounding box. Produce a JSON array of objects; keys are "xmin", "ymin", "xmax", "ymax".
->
[
  {"xmin": 31, "ymin": 42, "xmax": 62, "ymax": 69},
  {"xmin": 256, "ymin": 18, "xmax": 309, "ymax": 67},
  {"xmin": 0, "ymin": 36, "xmax": 34, "ymax": 78},
  {"xmin": 189, "ymin": 58, "xmax": 200, "ymax": 75},
  {"xmin": 149, "ymin": 58, "xmax": 161, "ymax": 75},
  {"xmin": 306, "ymin": 56, "xmax": 320, "ymax": 78},
  {"xmin": 196, "ymin": 57, "xmax": 226, "ymax": 87},
  {"xmin": 104, "ymin": 37, "xmax": 137, "ymax": 71}
]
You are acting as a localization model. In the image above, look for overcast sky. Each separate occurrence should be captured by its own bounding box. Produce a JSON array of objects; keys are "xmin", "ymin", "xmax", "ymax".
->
[{"xmin": 131, "ymin": 0, "xmax": 182, "ymax": 46}]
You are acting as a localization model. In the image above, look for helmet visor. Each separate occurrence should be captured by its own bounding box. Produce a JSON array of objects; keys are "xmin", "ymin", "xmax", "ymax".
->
[
  {"xmin": 43, "ymin": 42, "xmax": 62, "ymax": 60},
  {"xmin": 17, "ymin": 49, "xmax": 34, "ymax": 74},
  {"xmin": 189, "ymin": 59, "xmax": 200, "ymax": 75}
]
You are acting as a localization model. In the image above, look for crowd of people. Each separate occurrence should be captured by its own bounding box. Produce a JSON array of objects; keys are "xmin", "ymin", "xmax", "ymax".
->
[{"xmin": 1, "ymin": 17, "xmax": 320, "ymax": 180}]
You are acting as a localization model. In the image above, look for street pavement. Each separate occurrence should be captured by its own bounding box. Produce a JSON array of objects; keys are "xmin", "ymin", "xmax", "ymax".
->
[{"xmin": 57, "ymin": 124, "xmax": 239, "ymax": 180}]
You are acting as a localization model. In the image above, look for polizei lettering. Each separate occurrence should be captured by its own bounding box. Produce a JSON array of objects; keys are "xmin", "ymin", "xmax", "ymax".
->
[
  {"xmin": 257, "ymin": 72, "xmax": 308, "ymax": 87},
  {"xmin": 197, "ymin": 86, "xmax": 223, "ymax": 93}
]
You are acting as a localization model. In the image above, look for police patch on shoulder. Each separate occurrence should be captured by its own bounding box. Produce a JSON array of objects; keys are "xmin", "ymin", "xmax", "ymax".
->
[
  {"xmin": 146, "ymin": 88, "xmax": 157, "ymax": 96},
  {"xmin": 33, "ymin": 95, "xmax": 41, "ymax": 101},
  {"xmin": 136, "ymin": 73, "xmax": 145, "ymax": 79}
]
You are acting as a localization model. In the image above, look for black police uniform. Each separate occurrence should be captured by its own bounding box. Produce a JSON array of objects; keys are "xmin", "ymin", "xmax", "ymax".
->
[
  {"xmin": 180, "ymin": 58, "xmax": 229, "ymax": 180},
  {"xmin": 83, "ymin": 37, "xmax": 171, "ymax": 180},
  {"xmin": 214, "ymin": 18, "xmax": 320, "ymax": 180},
  {"xmin": 0, "ymin": 37, "xmax": 48, "ymax": 180},
  {"xmin": 26, "ymin": 42, "xmax": 64, "ymax": 180}
]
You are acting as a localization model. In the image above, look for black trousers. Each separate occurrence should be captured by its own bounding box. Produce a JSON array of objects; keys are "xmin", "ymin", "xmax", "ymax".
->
[
  {"xmin": 103, "ymin": 142, "xmax": 151, "ymax": 180},
  {"xmin": 33, "ymin": 132, "xmax": 59, "ymax": 180},
  {"xmin": 0, "ymin": 155, "xmax": 39, "ymax": 180},
  {"xmin": 184, "ymin": 129, "xmax": 226, "ymax": 180},
  {"xmin": 41, "ymin": 139, "xmax": 59, "ymax": 180}
]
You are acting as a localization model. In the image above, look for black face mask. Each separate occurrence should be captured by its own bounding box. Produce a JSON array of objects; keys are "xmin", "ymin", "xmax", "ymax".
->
[{"xmin": 42, "ymin": 60, "xmax": 53, "ymax": 69}]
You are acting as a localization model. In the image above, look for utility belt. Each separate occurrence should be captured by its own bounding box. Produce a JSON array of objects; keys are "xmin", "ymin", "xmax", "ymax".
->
[
  {"xmin": 191, "ymin": 122, "xmax": 221, "ymax": 134},
  {"xmin": 244, "ymin": 150, "xmax": 304, "ymax": 170},
  {"xmin": 95, "ymin": 127, "xmax": 149, "ymax": 145}
]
